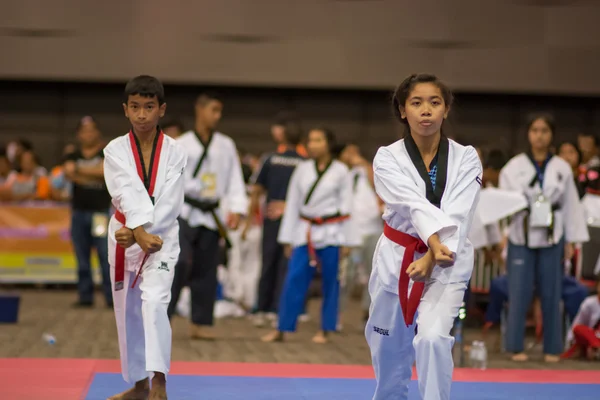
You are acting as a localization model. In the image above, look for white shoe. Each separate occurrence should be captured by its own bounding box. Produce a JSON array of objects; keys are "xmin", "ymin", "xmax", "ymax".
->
[{"xmin": 252, "ymin": 313, "xmax": 266, "ymax": 327}]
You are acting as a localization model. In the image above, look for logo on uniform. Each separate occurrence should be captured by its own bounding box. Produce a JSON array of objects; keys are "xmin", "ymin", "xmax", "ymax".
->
[
  {"xmin": 373, "ymin": 326, "xmax": 390, "ymax": 336},
  {"xmin": 158, "ymin": 261, "xmax": 170, "ymax": 272},
  {"xmin": 476, "ymin": 176, "xmax": 482, "ymax": 186}
]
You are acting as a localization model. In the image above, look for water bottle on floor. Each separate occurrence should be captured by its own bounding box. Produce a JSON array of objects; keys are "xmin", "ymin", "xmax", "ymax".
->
[{"xmin": 42, "ymin": 333, "xmax": 56, "ymax": 345}]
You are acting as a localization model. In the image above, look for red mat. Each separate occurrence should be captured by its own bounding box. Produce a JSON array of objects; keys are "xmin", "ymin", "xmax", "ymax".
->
[{"xmin": 1, "ymin": 358, "xmax": 599, "ymax": 400}]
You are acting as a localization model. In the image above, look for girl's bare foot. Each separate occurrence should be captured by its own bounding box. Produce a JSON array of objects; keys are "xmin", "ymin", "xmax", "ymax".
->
[
  {"xmin": 511, "ymin": 352, "xmax": 528, "ymax": 362},
  {"xmin": 312, "ymin": 331, "xmax": 328, "ymax": 344},
  {"xmin": 261, "ymin": 330, "xmax": 284, "ymax": 342},
  {"xmin": 544, "ymin": 354, "xmax": 560, "ymax": 363}
]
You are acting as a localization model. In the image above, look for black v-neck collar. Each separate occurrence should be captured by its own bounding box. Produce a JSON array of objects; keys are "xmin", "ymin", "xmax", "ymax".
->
[{"xmin": 404, "ymin": 134, "xmax": 449, "ymax": 208}]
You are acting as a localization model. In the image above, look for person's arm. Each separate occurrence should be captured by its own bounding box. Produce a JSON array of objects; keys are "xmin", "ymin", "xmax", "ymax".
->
[
  {"xmin": 277, "ymin": 165, "xmax": 302, "ymax": 246},
  {"xmin": 562, "ymin": 167, "xmax": 590, "ymax": 245},
  {"xmin": 339, "ymin": 167, "xmax": 361, "ymax": 248},
  {"xmin": 103, "ymin": 144, "xmax": 154, "ymax": 230},
  {"xmin": 225, "ymin": 140, "xmax": 249, "ymax": 228},
  {"xmin": 373, "ymin": 146, "xmax": 458, "ymax": 252}
]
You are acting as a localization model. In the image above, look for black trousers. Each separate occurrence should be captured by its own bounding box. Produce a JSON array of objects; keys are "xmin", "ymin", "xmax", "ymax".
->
[
  {"xmin": 168, "ymin": 218, "xmax": 220, "ymax": 325},
  {"xmin": 256, "ymin": 218, "xmax": 289, "ymax": 313}
]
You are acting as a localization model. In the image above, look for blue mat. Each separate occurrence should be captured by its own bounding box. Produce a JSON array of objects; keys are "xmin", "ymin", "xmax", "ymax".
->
[{"xmin": 85, "ymin": 374, "xmax": 599, "ymax": 400}]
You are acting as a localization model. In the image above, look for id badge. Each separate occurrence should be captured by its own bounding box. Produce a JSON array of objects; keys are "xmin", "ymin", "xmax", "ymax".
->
[
  {"xmin": 91, "ymin": 213, "xmax": 108, "ymax": 237},
  {"xmin": 200, "ymin": 173, "xmax": 217, "ymax": 199},
  {"xmin": 529, "ymin": 194, "xmax": 552, "ymax": 228}
]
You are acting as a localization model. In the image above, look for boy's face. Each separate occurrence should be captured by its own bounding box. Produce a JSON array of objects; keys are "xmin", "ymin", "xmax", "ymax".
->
[
  {"xmin": 195, "ymin": 99, "xmax": 223, "ymax": 131},
  {"xmin": 123, "ymin": 94, "xmax": 166, "ymax": 135}
]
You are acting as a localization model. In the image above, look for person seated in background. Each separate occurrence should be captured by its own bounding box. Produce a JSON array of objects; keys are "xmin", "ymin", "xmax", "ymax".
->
[
  {"xmin": 562, "ymin": 279, "xmax": 600, "ymax": 360},
  {"xmin": 484, "ymin": 274, "xmax": 589, "ymax": 332},
  {"xmin": 0, "ymin": 149, "xmax": 16, "ymax": 201},
  {"xmin": 5, "ymin": 139, "xmax": 33, "ymax": 171},
  {"xmin": 3, "ymin": 150, "xmax": 49, "ymax": 202},
  {"xmin": 49, "ymin": 143, "xmax": 77, "ymax": 202},
  {"xmin": 578, "ymin": 133, "xmax": 600, "ymax": 169}
]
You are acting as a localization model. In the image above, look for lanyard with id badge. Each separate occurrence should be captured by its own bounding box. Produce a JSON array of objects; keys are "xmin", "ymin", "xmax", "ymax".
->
[{"xmin": 527, "ymin": 154, "xmax": 555, "ymax": 242}]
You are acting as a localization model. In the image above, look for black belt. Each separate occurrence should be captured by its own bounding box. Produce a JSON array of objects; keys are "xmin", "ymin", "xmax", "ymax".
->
[
  {"xmin": 183, "ymin": 196, "xmax": 231, "ymax": 249},
  {"xmin": 299, "ymin": 212, "xmax": 347, "ymax": 225},
  {"xmin": 184, "ymin": 196, "xmax": 219, "ymax": 212}
]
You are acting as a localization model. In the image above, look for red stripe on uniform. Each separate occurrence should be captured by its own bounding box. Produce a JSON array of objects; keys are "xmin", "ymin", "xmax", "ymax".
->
[{"xmin": 114, "ymin": 130, "xmax": 164, "ymax": 291}]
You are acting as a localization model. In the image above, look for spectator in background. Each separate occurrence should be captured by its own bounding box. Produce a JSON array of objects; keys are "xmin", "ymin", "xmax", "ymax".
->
[
  {"xmin": 0, "ymin": 149, "xmax": 15, "ymax": 201},
  {"xmin": 482, "ymin": 149, "xmax": 506, "ymax": 188},
  {"xmin": 578, "ymin": 133, "xmax": 599, "ymax": 169},
  {"xmin": 272, "ymin": 111, "xmax": 308, "ymax": 157},
  {"xmin": 562, "ymin": 279, "xmax": 600, "ymax": 360},
  {"xmin": 50, "ymin": 143, "xmax": 77, "ymax": 202},
  {"xmin": 337, "ymin": 143, "xmax": 382, "ymax": 323},
  {"xmin": 557, "ymin": 141, "xmax": 588, "ymax": 199},
  {"xmin": 162, "ymin": 117, "xmax": 185, "ymax": 139},
  {"xmin": 6, "ymin": 139, "xmax": 33, "ymax": 171},
  {"xmin": 500, "ymin": 113, "xmax": 589, "ymax": 363},
  {"xmin": 63, "ymin": 116, "xmax": 112, "ymax": 308},
  {"xmin": 3, "ymin": 150, "xmax": 49, "ymax": 201}
]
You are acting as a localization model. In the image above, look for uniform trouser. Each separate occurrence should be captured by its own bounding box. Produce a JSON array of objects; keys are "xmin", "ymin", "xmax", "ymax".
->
[
  {"xmin": 111, "ymin": 261, "xmax": 174, "ymax": 384},
  {"xmin": 486, "ymin": 275, "xmax": 588, "ymax": 324},
  {"xmin": 506, "ymin": 241, "xmax": 563, "ymax": 354},
  {"xmin": 256, "ymin": 219, "xmax": 288, "ymax": 313},
  {"xmin": 366, "ymin": 267, "xmax": 467, "ymax": 400},
  {"xmin": 278, "ymin": 245, "xmax": 339, "ymax": 332},
  {"xmin": 71, "ymin": 209, "xmax": 112, "ymax": 305},
  {"xmin": 339, "ymin": 233, "xmax": 380, "ymax": 314},
  {"xmin": 168, "ymin": 219, "xmax": 220, "ymax": 325}
]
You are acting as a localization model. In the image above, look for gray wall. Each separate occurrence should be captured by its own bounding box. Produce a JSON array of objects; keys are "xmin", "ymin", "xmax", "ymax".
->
[{"xmin": 1, "ymin": 81, "xmax": 599, "ymax": 168}]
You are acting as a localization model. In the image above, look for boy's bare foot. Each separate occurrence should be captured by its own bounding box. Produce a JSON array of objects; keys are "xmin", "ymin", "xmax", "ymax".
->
[
  {"xmin": 312, "ymin": 331, "xmax": 328, "ymax": 344},
  {"xmin": 149, "ymin": 372, "xmax": 167, "ymax": 400},
  {"xmin": 511, "ymin": 352, "xmax": 528, "ymax": 362},
  {"xmin": 189, "ymin": 324, "xmax": 216, "ymax": 341},
  {"xmin": 261, "ymin": 330, "xmax": 284, "ymax": 342},
  {"xmin": 107, "ymin": 378, "xmax": 149, "ymax": 400},
  {"xmin": 544, "ymin": 354, "xmax": 560, "ymax": 363}
]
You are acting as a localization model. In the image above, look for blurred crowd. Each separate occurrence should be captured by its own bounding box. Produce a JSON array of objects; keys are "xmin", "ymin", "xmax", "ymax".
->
[{"xmin": 2, "ymin": 97, "xmax": 599, "ymax": 363}]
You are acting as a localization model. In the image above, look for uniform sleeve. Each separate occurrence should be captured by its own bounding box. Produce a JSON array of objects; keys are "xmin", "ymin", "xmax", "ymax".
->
[
  {"xmin": 225, "ymin": 140, "xmax": 249, "ymax": 215},
  {"xmin": 103, "ymin": 144, "xmax": 154, "ymax": 229},
  {"xmin": 440, "ymin": 147, "xmax": 483, "ymax": 254},
  {"xmin": 562, "ymin": 169, "xmax": 590, "ymax": 243},
  {"xmin": 146, "ymin": 147, "xmax": 186, "ymax": 237},
  {"xmin": 567, "ymin": 297, "xmax": 593, "ymax": 343},
  {"xmin": 339, "ymin": 168, "xmax": 362, "ymax": 247},
  {"xmin": 373, "ymin": 146, "xmax": 458, "ymax": 248},
  {"xmin": 278, "ymin": 165, "xmax": 302, "ymax": 245}
]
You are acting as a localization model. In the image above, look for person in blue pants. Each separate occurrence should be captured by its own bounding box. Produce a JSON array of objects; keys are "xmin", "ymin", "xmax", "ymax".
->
[{"xmin": 261, "ymin": 128, "xmax": 360, "ymax": 344}]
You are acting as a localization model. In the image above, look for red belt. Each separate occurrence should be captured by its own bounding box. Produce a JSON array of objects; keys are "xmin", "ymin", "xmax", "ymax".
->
[
  {"xmin": 383, "ymin": 222, "xmax": 428, "ymax": 326},
  {"xmin": 114, "ymin": 210, "xmax": 148, "ymax": 291},
  {"xmin": 300, "ymin": 214, "xmax": 349, "ymax": 268}
]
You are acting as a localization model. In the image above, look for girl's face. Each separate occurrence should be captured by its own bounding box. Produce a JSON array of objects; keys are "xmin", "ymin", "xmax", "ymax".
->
[
  {"xmin": 528, "ymin": 118, "xmax": 553, "ymax": 152},
  {"xmin": 307, "ymin": 129, "xmax": 329, "ymax": 159},
  {"xmin": 558, "ymin": 143, "xmax": 580, "ymax": 169},
  {"xmin": 400, "ymin": 82, "xmax": 449, "ymax": 138},
  {"xmin": 20, "ymin": 151, "xmax": 36, "ymax": 174}
]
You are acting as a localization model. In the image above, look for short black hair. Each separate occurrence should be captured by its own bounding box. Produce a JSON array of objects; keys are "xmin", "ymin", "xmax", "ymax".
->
[
  {"xmin": 161, "ymin": 117, "xmax": 184, "ymax": 132},
  {"xmin": 557, "ymin": 141, "xmax": 582, "ymax": 166},
  {"xmin": 0, "ymin": 147, "xmax": 7, "ymax": 159},
  {"xmin": 578, "ymin": 132, "xmax": 599, "ymax": 147},
  {"xmin": 124, "ymin": 75, "xmax": 165, "ymax": 105},
  {"xmin": 274, "ymin": 111, "xmax": 302, "ymax": 146},
  {"xmin": 17, "ymin": 139, "xmax": 33, "ymax": 151},
  {"xmin": 485, "ymin": 149, "xmax": 506, "ymax": 170},
  {"xmin": 311, "ymin": 127, "xmax": 337, "ymax": 154},
  {"xmin": 196, "ymin": 91, "xmax": 223, "ymax": 106}
]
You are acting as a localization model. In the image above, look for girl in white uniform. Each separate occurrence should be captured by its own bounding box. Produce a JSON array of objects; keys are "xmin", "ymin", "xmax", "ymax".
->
[
  {"xmin": 499, "ymin": 114, "xmax": 589, "ymax": 363},
  {"xmin": 365, "ymin": 74, "xmax": 482, "ymax": 400}
]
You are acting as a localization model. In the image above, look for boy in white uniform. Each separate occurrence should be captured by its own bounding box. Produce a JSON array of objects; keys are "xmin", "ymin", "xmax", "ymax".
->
[{"xmin": 104, "ymin": 75, "xmax": 186, "ymax": 400}]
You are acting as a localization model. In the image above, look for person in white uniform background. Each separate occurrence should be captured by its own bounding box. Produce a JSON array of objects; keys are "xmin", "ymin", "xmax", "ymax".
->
[
  {"xmin": 168, "ymin": 92, "xmax": 248, "ymax": 340},
  {"xmin": 337, "ymin": 143, "xmax": 383, "ymax": 323},
  {"xmin": 104, "ymin": 75, "xmax": 186, "ymax": 400},
  {"xmin": 262, "ymin": 128, "xmax": 360, "ymax": 344},
  {"xmin": 499, "ymin": 113, "xmax": 589, "ymax": 363},
  {"xmin": 365, "ymin": 73, "xmax": 482, "ymax": 400}
]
